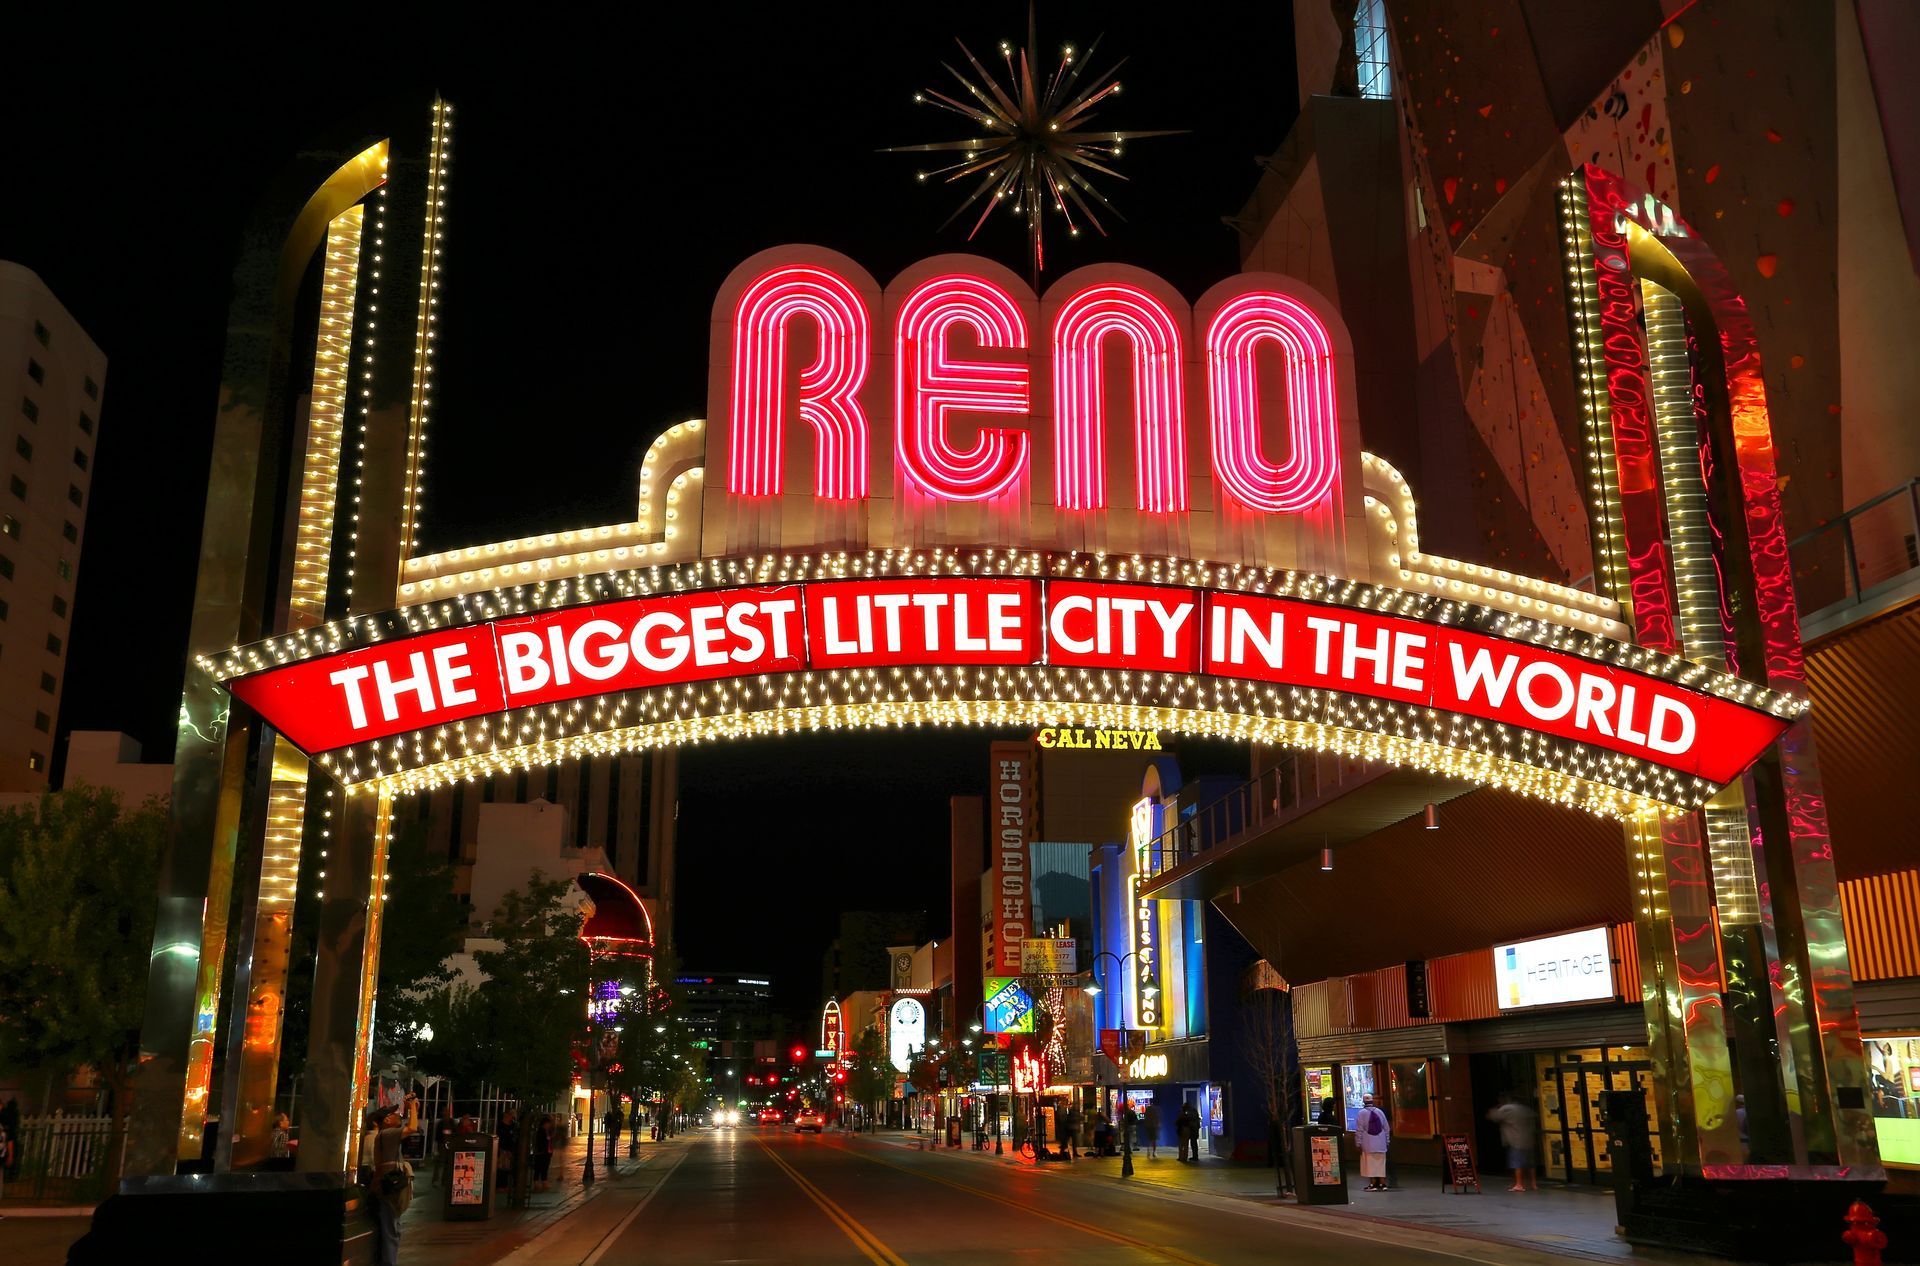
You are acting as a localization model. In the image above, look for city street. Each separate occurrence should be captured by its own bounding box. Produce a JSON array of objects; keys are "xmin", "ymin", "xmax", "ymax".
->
[{"xmin": 581, "ymin": 1128, "xmax": 1628, "ymax": 1266}]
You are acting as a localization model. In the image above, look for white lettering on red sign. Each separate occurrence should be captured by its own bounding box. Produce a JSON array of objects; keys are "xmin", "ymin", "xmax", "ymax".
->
[{"xmin": 227, "ymin": 579, "xmax": 1785, "ymax": 785}]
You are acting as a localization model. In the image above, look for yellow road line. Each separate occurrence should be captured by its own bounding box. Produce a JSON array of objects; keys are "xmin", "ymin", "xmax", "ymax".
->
[
  {"xmin": 847, "ymin": 1142, "xmax": 1221, "ymax": 1266},
  {"xmin": 758, "ymin": 1138, "xmax": 910, "ymax": 1266}
]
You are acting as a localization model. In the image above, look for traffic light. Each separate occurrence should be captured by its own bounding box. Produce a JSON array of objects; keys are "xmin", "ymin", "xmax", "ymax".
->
[{"xmin": 792, "ymin": 1046, "xmax": 806, "ymax": 1061}]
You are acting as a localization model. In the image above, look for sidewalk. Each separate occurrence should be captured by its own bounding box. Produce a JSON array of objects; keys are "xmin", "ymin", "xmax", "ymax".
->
[
  {"xmin": 0, "ymin": 1127, "xmax": 686, "ymax": 1266},
  {"xmin": 399, "ymin": 1126, "xmax": 679, "ymax": 1266},
  {"xmin": 866, "ymin": 1131, "xmax": 1644, "ymax": 1263}
]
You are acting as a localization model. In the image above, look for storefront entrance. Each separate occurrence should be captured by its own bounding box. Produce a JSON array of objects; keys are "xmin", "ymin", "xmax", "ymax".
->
[{"xmin": 1532, "ymin": 1045, "xmax": 1660, "ymax": 1184}]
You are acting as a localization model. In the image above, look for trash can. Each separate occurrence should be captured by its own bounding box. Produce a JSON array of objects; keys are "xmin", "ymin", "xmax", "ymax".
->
[
  {"xmin": 1293, "ymin": 1125, "xmax": 1349, "ymax": 1205},
  {"xmin": 444, "ymin": 1131, "xmax": 498, "ymax": 1221}
]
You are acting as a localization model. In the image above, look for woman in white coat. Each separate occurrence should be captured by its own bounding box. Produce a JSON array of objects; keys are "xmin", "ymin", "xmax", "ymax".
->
[{"xmin": 1353, "ymin": 1092, "xmax": 1391, "ymax": 1191}]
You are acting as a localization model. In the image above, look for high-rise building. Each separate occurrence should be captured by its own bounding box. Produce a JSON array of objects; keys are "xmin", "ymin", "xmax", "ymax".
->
[{"xmin": 0, "ymin": 264, "xmax": 104, "ymax": 792}]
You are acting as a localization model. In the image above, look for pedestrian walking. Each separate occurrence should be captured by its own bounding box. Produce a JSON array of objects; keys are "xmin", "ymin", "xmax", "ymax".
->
[
  {"xmin": 531, "ymin": 1114, "xmax": 554, "ymax": 1191},
  {"xmin": 604, "ymin": 1100, "xmax": 625, "ymax": 1163},
  {"xmin": 1354, "ymin": 1092, "xmax": 1391, "ymax": 1190},
  {"xmin": 429, "ymin": 1107, "xmax": 454, "ymax": 1188},
  {"xmin": 361, "ymin": 1099, "xmax": 416, "ymax": 1266},
  {"xmin": 1177, "ymin": 1102, "xmax": 1201, "ymax": 1163},
  {"xmin": 497, "ymin": 1109, "xmax": 520, "ymax": 1198},
  {"xmin": 1487, "ymin": 1092, "xmax": 1539, "ymax": 1191},
  {"xmin": 1064, "ymin": 1102, "xmax": 1083, "ymax": 1160},
  {"xmin": 0, "ymin": 1097, "xmax": 18, "ymax": 1182},
  {"xmin": 269, "ymin": 1112, "xmax": 294, "ymax": 1171},
  {"xmin": 1142, "ymin": 1102, "xmax": 1161, "ymax": 1160}
]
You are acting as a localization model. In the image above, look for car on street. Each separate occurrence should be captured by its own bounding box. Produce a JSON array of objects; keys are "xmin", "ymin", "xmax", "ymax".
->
[
  {"xmin": 793, "ymin": 1108, "xmax": 825, "ymax": 1133},
  {"xmin": 756, "ymin": 1108, "xmax": 785, "ymax": 1124},
  {"xmin": 713, "ymin": 1108, "xmax": 741, "ymax": 1127}
]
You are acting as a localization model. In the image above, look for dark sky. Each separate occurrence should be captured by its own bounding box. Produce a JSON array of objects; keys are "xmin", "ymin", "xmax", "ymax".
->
[{"xmin": 5, "ymin": 10, "xmax": 1296, "ymax": 1024}]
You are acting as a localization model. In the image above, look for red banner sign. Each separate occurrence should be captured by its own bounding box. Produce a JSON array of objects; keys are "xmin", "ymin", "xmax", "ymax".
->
[{"xmin": 225, "ymin": 577, "xmax": 1790, "ymax": 785}]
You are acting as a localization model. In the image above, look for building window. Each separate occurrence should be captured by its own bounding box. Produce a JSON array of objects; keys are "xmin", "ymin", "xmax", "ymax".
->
[
  {"xmin": 72, "ymin": 447, "xmax": 87, "ymax": 471},
  {"xmin": 45, "ymin": 633, "xmax": 60, "ymax": 655},
  {"xmin": 0, "ymin": 555, "xmax": 12, "ymax": 579},
  {"xmin": 28, "ymin": 751, "xmax": 44, "ymax": 772},
  {"xmin": 1355, "ymin": 0, "xmax": 1392, "ymax": 100},
  {"xmin": 21, "ymin": 397, "xmax": 37, "ymax": 423},
  {"xmin": 83, "ymin": 376, "xmax": 98, "ymax": 401},
  {"xmin": 67, "ymin": 484, "xmax": 81, "ymax": 507},
  {"xmin": 0, "ymin": 598, "xmax": 9, "ymax": 620},
  {"xmin": 1, "ymin": 515, "xmax": 16, "ymax": 540},
  {"xmin": 79, "ymin": 412, "xmax": 93, "ymax": 435},
  {"xmin": 51, "ymin": 594, "xmax": 66, "ymax": 617},
  {"xmin": 56, "ymin": 558, "xmax": 70, "ymax": 581},
  {"xmin": 33, "ymin": 712, "xmax": 49, "ymax": 733},
  {"xmin": 61, "ymin": 521, "xmax": 75, "ymax": 543},
  {"xmin": 6, "ymin": 477, "xmax": 21, "ymax": 499},
  {"xmin": 26, "ymin": 360, "xmax": 44, "ymax": 385},
  {"xmin": 32, "ymin": 321, "xmax": 49, "ymax": 348},
  {"xmin": 38, "ymin": 672, "xmax": 54, "ymax": 694},
  {"xmin": 15, "ymin": 436, "xmax": 30, "ymax": 461}
]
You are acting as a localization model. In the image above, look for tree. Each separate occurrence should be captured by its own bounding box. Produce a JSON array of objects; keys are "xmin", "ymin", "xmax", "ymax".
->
[
  {"xmin": 844, "ymin": 1026, "xmax": 893, "ymax": 1132},
  {"xmin": 418, "ymin": 873, "xmax": 585, "ymax": 1203},
  {"xmin": 1241, "ymin": 981, "xmax": 1299, "ymax": 1193},
  {"xmin": 0, "ymin": 788, "xmax": 167, "ymax": 1186},
  {"xmin": 370, "ymin": 822, "xmax": 468, "ymax": 1069}
]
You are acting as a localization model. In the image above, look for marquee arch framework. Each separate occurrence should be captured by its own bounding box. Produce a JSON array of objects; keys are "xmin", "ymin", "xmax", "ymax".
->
[{"xmin": 122, "ymin": 99, "xmax": 1872, "ymax": 1221}]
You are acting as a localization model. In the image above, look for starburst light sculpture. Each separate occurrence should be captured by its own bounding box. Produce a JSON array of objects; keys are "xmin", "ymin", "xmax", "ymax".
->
[{"xmin": 886, "ymin": 12, "xmax": 1183, "ymax": 285}]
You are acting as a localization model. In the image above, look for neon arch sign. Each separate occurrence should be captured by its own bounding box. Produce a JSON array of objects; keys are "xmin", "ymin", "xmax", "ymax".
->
[{"xmin": 203, "ymin": 247, "xmax": 1805, "ymax": 819}]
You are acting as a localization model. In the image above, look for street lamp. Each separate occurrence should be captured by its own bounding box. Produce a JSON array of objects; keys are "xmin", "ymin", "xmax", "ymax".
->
[{"xmin": 1087, "ymin": 950, "xmax": 1151, "ymax": 1179}]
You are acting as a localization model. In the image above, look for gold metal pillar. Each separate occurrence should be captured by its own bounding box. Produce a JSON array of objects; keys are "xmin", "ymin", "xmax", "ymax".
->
[
  {"xmin": 215, "ymin": 201, "xmax": 368, "ymax": 1170},
  {"xmin": 295, "ymin": 790, "xmax": 394, "ymax": 1174},
  {"xmin": 123, "ymin": 140, "xmax": 387, "ymax": 1180}
]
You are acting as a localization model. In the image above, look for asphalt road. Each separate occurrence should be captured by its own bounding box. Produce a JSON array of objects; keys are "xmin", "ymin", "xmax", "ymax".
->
[{"xmin": 608, "ymin": 1127, "xmax": 1600, "ymax": 1265}]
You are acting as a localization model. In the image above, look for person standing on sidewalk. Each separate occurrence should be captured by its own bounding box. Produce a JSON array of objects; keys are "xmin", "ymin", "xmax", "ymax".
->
[
  {"xmin": 1064, "ymin": 1102, "xmax": 1083, "ymax": 1160},
  {"xmin": 430, "ymin": 1107, "xmax": 455, "ymax": 1189},
  {"xmin": 530, "ymin": 1114, "xmax": 554, "ymax": 1192},
  {"xmin": 497, "ymin": 1109, "xmax": 521, "ymax": 1201},
  {"xmin": 1487, "ymin": 1093, "xmax": 1539, "ymax": 1191},
  {"xmin": 605, "ymin": 1099, "xmax": 625, "ymax": 1164},
  {"xmin": 1176, "ymin": 1102, "xmax": 1201, "ymax": 1163},
  {"xmin": 1354, "ymin": 1093, "xmax": 1391, "ymax": 1191}
]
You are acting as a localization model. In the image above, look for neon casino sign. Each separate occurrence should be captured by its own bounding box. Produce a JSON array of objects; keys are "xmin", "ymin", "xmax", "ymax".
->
[{"xmin": 206, "ymin": 247, "xmax": 1802, "ymax": 817}]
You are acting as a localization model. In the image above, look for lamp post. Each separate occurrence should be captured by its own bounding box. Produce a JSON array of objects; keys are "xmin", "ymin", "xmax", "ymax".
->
[
  {"xmin": 583, "ymin": 948, "xmax": 598, "ymax": 1187},
  {"xmin": 1086, "ymin": 950, "xmax": 1154, "ymax": 1179},
  {"xmin": 968, "ymin": 1003, "xmax": 1004, "ymax": 1154}
]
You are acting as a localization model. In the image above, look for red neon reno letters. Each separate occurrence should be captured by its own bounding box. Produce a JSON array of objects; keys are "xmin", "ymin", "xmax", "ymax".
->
[{"xmin": 720, "ymin": 257, "xmax": 1345, "ymax": 516}]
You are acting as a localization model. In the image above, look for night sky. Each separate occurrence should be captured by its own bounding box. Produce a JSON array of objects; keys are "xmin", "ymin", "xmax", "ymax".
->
[{"xmin": 5, "ymin": 11, "xmax": 1296, "ymax": 1024}]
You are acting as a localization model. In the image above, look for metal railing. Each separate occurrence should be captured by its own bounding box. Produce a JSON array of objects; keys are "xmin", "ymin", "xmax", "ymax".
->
[
  {"xmin": 1790, "ymin": 477, "xmax": 1920, "ymax": 618},
  {"xmin": 1143, "ymin": 753, "xmax": 1365, "ymax": 879},
  {"xmin": 0, "ymin": 1110, "xmax": 115, "ymax": 1203}
]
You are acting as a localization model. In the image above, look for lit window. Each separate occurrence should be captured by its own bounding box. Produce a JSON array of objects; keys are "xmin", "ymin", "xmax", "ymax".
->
[
  {"xmin": 1, "ymin": 516, "xmax": 16, "ymax": 540},
  {"xmin": 72, "ymin": 447, "xmax": 87, "ymax": 471},
  {"xmin": 83, "ymin": 376, "xmax": 98, "ymax": 401},
  {"xmin": 26, "ymin": 360, "xmax": 44, "ymax": 385},
  {"xmin": 56, "ymin": 558, "xmax": 69, "ymax": 580},
  {"xmin": 1355, "ymin": 0, "xmax": 1391, "ymax": 100},
  {"xmin": 28, "ymin": 751, "xmax": 43, "ymax": 772}
]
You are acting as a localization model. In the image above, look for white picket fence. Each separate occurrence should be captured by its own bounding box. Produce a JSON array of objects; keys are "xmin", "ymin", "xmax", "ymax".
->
[{"xmin": 2, "ymin": 1111, "xmax": 115, "ymax": 1200}]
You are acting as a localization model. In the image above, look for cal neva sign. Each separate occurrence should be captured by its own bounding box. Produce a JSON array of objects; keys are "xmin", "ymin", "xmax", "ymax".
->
[{"xmin": 211, "ymin": 247, "xmax": 1803, "ymax": 814}]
